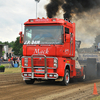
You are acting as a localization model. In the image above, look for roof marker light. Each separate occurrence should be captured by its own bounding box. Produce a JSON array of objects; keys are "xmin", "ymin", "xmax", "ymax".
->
[
  {"xmin": 52, "ymin": 18, "xmax": 56, "ymax": 21},
  {"xmin": 29, "ymin": 19, "xmax": 34, "ymax": 22}
]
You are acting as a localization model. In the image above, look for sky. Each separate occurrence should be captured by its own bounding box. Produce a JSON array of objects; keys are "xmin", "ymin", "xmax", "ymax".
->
[{"xmin": 0, "ymin": 0, "xmax": 49, "ymax": 42}]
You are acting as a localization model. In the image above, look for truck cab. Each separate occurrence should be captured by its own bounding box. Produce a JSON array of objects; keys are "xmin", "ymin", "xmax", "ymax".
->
[{"xmin": 20, "ymin": 18, "xmax": 84, "ymax": 85}]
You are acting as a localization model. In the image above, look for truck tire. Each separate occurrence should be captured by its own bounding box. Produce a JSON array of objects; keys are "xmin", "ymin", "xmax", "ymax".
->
[
  {"xmin": 25, "ymin": 79, "xmax": 35, "ymax": 84},
  {"xmin": 80, "ymin": 69, "xmax": 86, "ymax": 81},
  {"xmin": 62, "ymin": 69, "xmax": 70, "ymax": 86},
  {"xmin": 86, "ymin": 58, "xmax": 97, "ymax": 79},
  {"xmin": 97, "ymin": 63, "xmax": 100, "ymax": 77}
]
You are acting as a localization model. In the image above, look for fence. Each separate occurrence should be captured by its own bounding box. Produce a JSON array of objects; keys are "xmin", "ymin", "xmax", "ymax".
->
[{"xmin": 0, "ymin": 61, "xmax": 13, "ymax": 68}]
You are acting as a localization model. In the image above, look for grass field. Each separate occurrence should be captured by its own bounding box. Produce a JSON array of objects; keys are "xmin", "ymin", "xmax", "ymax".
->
[
  {"xmin": 0, "ymin": 63, "xmax": 12, "ymax": 68},
  {"xmin": 0, "ymin": 63, "xmax": 21, "ymax": 74},
  {"xmin": 90, "ymin": 96, "xmax": 100, "ymax": 100},
  {"xmin": 0, "ymin": 67, "xmax": 21, "ymax": 74}
]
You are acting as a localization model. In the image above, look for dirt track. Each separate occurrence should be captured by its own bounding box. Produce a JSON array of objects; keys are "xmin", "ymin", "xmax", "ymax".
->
[{"xmin": 0, "ymin": 73, "xmax": 100, "ymax": 100}]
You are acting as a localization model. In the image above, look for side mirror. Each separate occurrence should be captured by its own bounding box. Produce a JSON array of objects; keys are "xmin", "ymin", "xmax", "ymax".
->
[
  {"xmin": 19, "ymin": 31, "xmax": 24, "ymax": 44},
  {"xmin": 19, "ymin": 31, "xmax": 22, "ymax": 35}
]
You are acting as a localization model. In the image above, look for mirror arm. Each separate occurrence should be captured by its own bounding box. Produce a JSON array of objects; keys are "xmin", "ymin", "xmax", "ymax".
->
[{"xmin": 19, "ymin": 31, "xmax": 23, "ymax": 44}]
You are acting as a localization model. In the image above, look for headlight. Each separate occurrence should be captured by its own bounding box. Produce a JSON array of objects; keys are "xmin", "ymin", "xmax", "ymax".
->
[
  {"xmin": 49, "ymin": 74, "xmax": 53, "ymax": 77},
  {"xmin": 28, "ymin": 74, "xmax": 32, "ymax": 76},
  {"xmin": 54, "ymin": 59, "xmax": 57, "ymax": 63},
  {"xmin": 54, "ymin": 63, "xmax": 57, "ymax": 67},
  {"xmin": 24, "ymin": 74, "xmax": 27, "ymax": 76},
  {"xmin": 24, "ymin": 63, "xmax": 28, "ymax": 66},
  {"xmin": 54, "ymin": 74, "xmax": 58, "ymax": 78},
  {"xmin": 24, "ymin": 58, "xmax": 28, "ymax": 66},
  {"xmin": 24, "ymin": 59, "xmax": 28, "ymax": 63}
]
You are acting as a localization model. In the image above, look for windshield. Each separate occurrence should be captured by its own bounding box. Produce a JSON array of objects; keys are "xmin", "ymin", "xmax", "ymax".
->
[{"xmin": 24, "ymin": 26, "xmax": 63, "ymax": 44}]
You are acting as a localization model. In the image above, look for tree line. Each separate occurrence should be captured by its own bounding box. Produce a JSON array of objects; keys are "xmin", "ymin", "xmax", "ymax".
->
[{"xmin": 0, "ymin": 37, "xmax": 23, "ymax": 56}]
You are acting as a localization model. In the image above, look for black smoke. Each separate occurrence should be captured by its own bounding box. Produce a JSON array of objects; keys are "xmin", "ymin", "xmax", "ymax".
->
[
  {"xmin": 46, "ymin": 0, "xmax": 64, "ymax": 18},
  {"xmin": 46, "ymin": 0, "xmax": 100, "ymax": 19}
]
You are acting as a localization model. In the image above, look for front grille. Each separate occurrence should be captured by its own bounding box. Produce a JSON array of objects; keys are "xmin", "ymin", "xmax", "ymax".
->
[{"xmin": 33, "ymin": 58, "xmax": 54, "ymax": 67}]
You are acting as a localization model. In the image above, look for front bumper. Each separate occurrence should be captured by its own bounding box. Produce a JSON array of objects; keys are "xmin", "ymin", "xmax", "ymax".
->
[{"xmin": 21, "ymin": 55, "xmax": 58, "ymax": 80}]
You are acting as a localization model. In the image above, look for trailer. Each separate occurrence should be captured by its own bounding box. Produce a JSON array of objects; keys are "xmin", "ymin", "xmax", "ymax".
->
[{"xmin": 79, "ymin": 53, "xmax": 100, "ymax": 78}]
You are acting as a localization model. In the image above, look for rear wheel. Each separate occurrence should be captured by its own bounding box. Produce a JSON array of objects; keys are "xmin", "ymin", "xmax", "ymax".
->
[
  {"xmin": 62, "ymin": 69, "xmax": 70, "ymax": 86},
  {"xmin": 79, "ymin": 72, "xmax": 86, "ymax": 82},
  {"xmin": 79, "ymin": 67, "xmax": 86, "ymax": 82},
  {"xmin": 97, "ymin": 63, "xmax": 100, "ymax": 77},
  {"xmin": 25, "ymin": 79, "xmax": 35, "ymax": 84},
  {"xmin": 82, "ymin": 73, "xmax": 86, "ymax": 80}
]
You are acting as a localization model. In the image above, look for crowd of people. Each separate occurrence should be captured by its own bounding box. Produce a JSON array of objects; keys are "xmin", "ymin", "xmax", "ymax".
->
[{"xmin": 0, "ymin": 56, "xmax": 20, "ymax": 67}]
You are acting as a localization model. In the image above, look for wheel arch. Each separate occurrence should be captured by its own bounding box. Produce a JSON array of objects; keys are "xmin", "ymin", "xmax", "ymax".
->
[
  {"xmin": 62, "ymin": 63, "xmax": 70, "ymax": 86},
  {"xmin": 65, "ymin": 64, "xmax": 70, "ymax": 72}
]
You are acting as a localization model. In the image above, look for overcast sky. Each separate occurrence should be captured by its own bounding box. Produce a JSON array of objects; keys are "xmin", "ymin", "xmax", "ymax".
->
[{"xmin": 0, "ymin": 0, "xmax": 49, "ymax": 42}]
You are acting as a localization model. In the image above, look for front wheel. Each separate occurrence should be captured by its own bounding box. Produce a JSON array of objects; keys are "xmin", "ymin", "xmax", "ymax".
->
[
  {"xmin": 62, "ymin": 69, "xmax": 70, "ymax": 86},
  {"xmin": 25, "ymin": 79, "xmax": 35, "ymax": 84}
]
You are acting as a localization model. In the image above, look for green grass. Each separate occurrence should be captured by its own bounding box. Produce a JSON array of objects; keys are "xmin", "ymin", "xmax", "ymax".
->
[
  {"xmin": 1, "ymin": 63, "xmax": 11, "ymax": 67},
  {"xmin": 0, "ymin": 62, "xmax": 21, "ymax": 74},
  {"xmin": 90, "ymin": 96, "xmax": 100, "ymax": 100},
  {"xmin": 1, "ymin": 63, "xmax": 21, "ymax": 68},
  {"xmin": 0, "ymin": 67, "xmax": 21, "ymax": 74},
  {"xmin": 0, "ymin": 65, "xmax": 5, "ymax": 69}
]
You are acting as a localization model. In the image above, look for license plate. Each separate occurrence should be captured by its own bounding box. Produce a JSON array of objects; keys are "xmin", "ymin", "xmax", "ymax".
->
[{"xmin": 36, "ymin": 70, "xmax": 44, "ymax": 72}]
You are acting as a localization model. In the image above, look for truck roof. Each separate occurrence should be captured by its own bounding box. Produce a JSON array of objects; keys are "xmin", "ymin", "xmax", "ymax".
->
[{"xmin": 24, "ymin": 18, "xmax": 73, "ymax": 26}]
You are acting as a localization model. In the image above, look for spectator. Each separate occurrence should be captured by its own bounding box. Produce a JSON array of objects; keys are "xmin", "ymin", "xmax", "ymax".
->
[
  {"xmin": 11, "ymin": 56, "xmax": 14, "ymax": 67},
  {"xmin": 8, "ymin": 57, "xmax": 11, "ymax": 62},
  {"xmin": 13, "ymin": 57, "xmax": 16, "ymax": 64},
  {"xmin": 0, "ymin": 57, "xmax": 3, "ymax": 66},
  {"xmin": 0, "ymin": 57, "xmax": 3, "ymax": 62},
  {"xmin": 11, "ymin": 56, "xmax": 13, "ymax": 61},
  {"xmin": 17, "ymin": 57, "xmax": 19, "ymax": 67}
]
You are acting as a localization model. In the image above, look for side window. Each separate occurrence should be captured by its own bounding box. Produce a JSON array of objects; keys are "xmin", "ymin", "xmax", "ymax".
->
[{"xmin": 65, "ymin": 27, "xmax": 69, "ymax": 34}]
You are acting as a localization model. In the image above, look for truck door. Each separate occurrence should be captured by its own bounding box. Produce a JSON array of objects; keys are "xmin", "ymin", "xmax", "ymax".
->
[{"xmin": 65, "ymin": 27, "xmax": 74, "ymax": 56}]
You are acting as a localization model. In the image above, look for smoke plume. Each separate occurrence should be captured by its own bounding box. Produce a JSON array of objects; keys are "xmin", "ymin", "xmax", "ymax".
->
[
  {"xmin": 46, "ymin": 0, "xmax": 100, "ymax": 19},
  {"xmin": 45, "ymin": 0, "xmax": 100, "ymax": 49},
  {"xmin": 72, "ymin": 8, "xmax": 100, "ymax": 48},
  {"xmin": 45, "ymin": 0, "xmax": 64, "ymax": 18}
]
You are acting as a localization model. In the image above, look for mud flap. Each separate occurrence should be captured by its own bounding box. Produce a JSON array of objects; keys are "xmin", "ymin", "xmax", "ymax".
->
[
  {"xmin": 55, "ymin": 77, "xmax": 63, "ymax": 81},
  {"xmin": 85, "ymin": 58, "xmax": 97, "ymax": 79},
  {"xmin": 97, "ymin": 63, "xmax": 100, "ymax": 77}
]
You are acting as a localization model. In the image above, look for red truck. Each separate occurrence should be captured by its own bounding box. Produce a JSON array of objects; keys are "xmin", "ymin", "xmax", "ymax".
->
[{"xmin": 19, "ymin": 18, "xmax": 85, "ymax": 85}]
